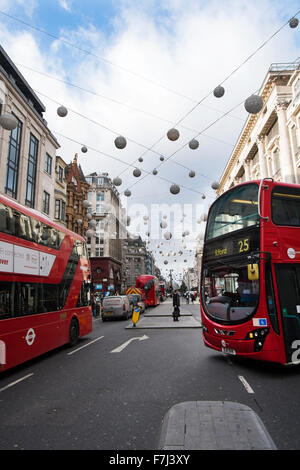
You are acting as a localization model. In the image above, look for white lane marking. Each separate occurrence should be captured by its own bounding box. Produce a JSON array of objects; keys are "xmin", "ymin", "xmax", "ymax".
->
[
  {"xmin": 238, "ymin": 375, "xmax": 255, "ymax": 394},
  {"xmin": 110, "ymin": 335, "xmax": 149, "ymax": 353},
  {"xmin": 67, "ymin": 336, "xmax": 104, "ymax": 355},
  {"xmin": 0, "ymin": 373, "xmax": 34, "ymax": 393}
]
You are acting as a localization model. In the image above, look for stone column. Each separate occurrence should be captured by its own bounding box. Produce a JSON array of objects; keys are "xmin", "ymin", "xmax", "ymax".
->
[
  {"xmin": 244, "ymin": 159, "xmax": 250, "ymax": 181},
  {"xmin": 275, "ymin": 101, "xmax": 295, "ymax": 183},
  {"xmin": 256, "ymin": 135, "xmax": 267, "ymax": 179}
]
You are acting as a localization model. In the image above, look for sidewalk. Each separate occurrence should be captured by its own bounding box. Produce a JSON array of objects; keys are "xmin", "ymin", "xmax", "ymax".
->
[
  {"xmin": 159, "ymin": 401, "xmax": 277, "ymax": 450},
  {"xmin": 125, "ymin": 301, "xmax": 202, "ymax": 329}
]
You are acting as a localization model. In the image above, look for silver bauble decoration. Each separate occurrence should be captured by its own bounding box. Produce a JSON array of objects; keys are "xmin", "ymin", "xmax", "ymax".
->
[
  {"xmin": 114, "ymin": 135, "xmax": 127, "ymax": 149},
  {"xmin": 289, "ymin": 17, "xmax": 299, "ymax": 28},
  {"xmin": 189, "ymin": 170, "xmax": 195, "ymax": 178},
  {"xmin": 133, "ymin": 168, "xmax": 141, "ymax": 177},
  {"xmin": 152, "ymin": 169, "xmax": 158, "ymax": 175},
  {"xmin": 211, "ymin": 181, "xmax": 219, "ymax": 190},
  {"xmin": 244, "ymin": 95, "xmax": 263, "ymax": 114},
  {"xmin": 170, "ymin": 184, "xmax": 180, "ymax": 194},
  {"xmin": 124, "ymin": 189, "xmax": 131, "ymax": 197},
  {"xmin": 57, "ymin": 105, "xmax": 68, "ymax": 117},
  {"xmin": 188, "ymin": 139, "xmax": 199, "ymax": 150},
  {"xmin": 164, "ymin": 231, "xmax": 172, "ymax": 240},
  {"xmin": 0, "ymin": 112, "xmax": 18, "ymax": 130},
  {"xmin": 81, "ymin": 146, "xmax": 88, "ymax": 153},
  {"xmin": 213, "ymin": 85, "xmax": 225, "ymax": 98},
  {"xmin": 113, "ymin": 176, "xmax": 122, "ymax": 186},
  {"xmin": 167, "ymin": 128, "xmax": 180, "ymax": 141},
  {"xmin": 160, "ymin": 221, "xmax": 167, "ymax": 229}
]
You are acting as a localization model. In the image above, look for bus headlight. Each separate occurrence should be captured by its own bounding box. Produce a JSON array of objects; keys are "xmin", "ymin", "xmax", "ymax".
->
[{"xmin": 245, "ymin": 328, "xmax": 269, "ymax": 352}]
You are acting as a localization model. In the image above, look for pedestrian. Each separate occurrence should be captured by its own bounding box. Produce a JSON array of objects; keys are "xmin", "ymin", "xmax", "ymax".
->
[
  {"xmin": 190, "ymin": 293, "xmax": 194, "ymax": 304},
  {"xmin": 91, "ymin": 295, "xmax": 96, "ymax": 318},
  {"xmin": 172, "ymin": 290, "xmax": 180, "ymax": 321}
]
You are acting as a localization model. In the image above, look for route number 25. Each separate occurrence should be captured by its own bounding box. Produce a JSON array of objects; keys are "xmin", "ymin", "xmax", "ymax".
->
[{"xmin": 238, "ymin": 238, "xmax": 249, "ymax": 253}]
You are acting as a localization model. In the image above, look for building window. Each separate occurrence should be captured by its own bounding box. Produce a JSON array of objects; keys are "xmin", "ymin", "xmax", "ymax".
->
[
  {"xmin": 96, "ymin": 203, "xmax": 104, "ymax": 214},
  {"xmin": 43, "ymin": 191, "xmax": 50, "ymax": 215},
  {"xmin": 97, "ymin": 177, "xmax": 104, "ymax": 185},
  {"xmin": 25, "ymin": 133, "xmax": 38, "ymax": 208},
  {"xmin": 45, "ymin": 153, "xmax": 52, "ymax": 175},
  {"xmin": 55, "ymin": 199, "xmax": 66, "ymax": 221},
  {"xmin": 58, "ymin": 165, "xmax": 63, "ymax": 182},
  {"xmin": 5, "ymin": 116, "xmax": 22, "ymax": 199},
  {"xmin": 96, "ymin": 191, "xmax": 104, "ymax": 201}
]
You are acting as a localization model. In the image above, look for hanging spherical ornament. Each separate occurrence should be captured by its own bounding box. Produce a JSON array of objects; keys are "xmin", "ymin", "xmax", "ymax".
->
[
  {"xmin": 201, "ymin": 213, "xmax": 208, "ymax": 222},
  {"xmin": 86, "ymin": 213, "xmax": 92, "ymax": 220},
  {"xmin": 152, "ymin": 169, "xmax": 158, "ymax": 175},
  {"xmin": 170, "ymin": 184, "xmax": 180, "ymax": 194},
  {"xmin": 77, "ymin": 219, "xmax": 83, "ymax": 225},
  {"xmin": 86, "ymin": 229, "xmax": 93, "ymax": 237},
  {"xmin": 289, "ymin": 17, "xmax": 299, "ymax": 28},
  {"xmin": 160, "ymin": 221, "xmax": 167, "ymax": 229},
  {"xmin": 89, "ymin": 219, "xmax": 97, "ymax": 227},
  {"xmin": 211, "ymin": 181, "xmax": 219, "ymax": 190},
  {"xmin": 138, "ymin": 157, "xmax": 143, "ymax": 162},
  {"xmin": 113, "ymin": 176, "xmax": 122, "ymax": 186},
  {"xmin": 57, "ymin": 105, "xmax": 68, "ymax": 117},
  {"xmin": 167, "ymin": 128, "xmax": 180, "ymax": 141},
  {"xmin": 124, "ymin": 189, "xmax": 131, "ymax": 197},
  {"xmin": 160, "ymin": 156, "xmax": 165, "ymax": 161},
  {"xmin": 213, "ymin": 85, "xmax": 225, "ymax": 98},
  {"xmin": 81, "ymin": 146, "xmax": 88, "ymax": 153},
  {"xmin": 163, "ymin": 214, "xmax": 167, "ymax": 219},
  {"xmin": 82, "ymin": 199, "xmax": 90, "ymax": 208},
  {"xmin": 188, "ymin": 139, "xmax": 199, "ymax": 150},
  {"xmin": 0, "ymin": 112, "xmax": 18, "ymax": 130},
  {"xmin": 114, "ymin": 135, "xmax": 127, "ymax": 149},
  {"xmin": 133, "ymin": 168, "xmax": 141, "ymax": 177},
  {"xmin": 164, "ymin": 231, "xmax": 172, "ymax": 240},
  {"xmin": 189, "ymin": 170, "xmax": 196, "ymax": 178},
  {"xmin": 164, "ymin": 260, "xmax": 168, "ymax": 265},
  {"xmin": 202, "ymin": 194, "xmax": 206, "ymax": 199},
  {"xmin": 244, "ymin": 94, "xmax": 263, "ymax": 114}
]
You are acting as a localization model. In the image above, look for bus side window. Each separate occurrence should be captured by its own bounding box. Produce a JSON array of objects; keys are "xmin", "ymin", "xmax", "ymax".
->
[{"xmin": 265, "ymin": 263, "xmax": 279, "ymax": 334}]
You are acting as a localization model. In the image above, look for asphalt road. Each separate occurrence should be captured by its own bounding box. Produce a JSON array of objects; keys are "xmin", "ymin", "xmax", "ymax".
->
[{"xmin": 1, "ymin": 300, "xmax": 300, "ymax": 450}]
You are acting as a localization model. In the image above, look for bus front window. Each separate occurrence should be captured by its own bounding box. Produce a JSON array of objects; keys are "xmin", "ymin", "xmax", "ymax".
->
[
  {"xmin": 203, "ymin": 263, "xmax": 259, "ymax": 323},
  {"xmin": 206, "ymin": 183, "xmax": 259, "ymax": 240}
]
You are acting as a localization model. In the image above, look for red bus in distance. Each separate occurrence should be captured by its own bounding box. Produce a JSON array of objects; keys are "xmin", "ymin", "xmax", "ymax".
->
[
  {"xmin": 136, "ymin": 275, "xmax": 160, "ymax": 307},
  {"xmin": 200, "ymin": 179, "xmax": 300, "ymax": 365},
  {"xmin": 0, "ymin": 195, "xmax": 92, "ymax": 372},
  {"xmin": 159, "ymin": 282, "xmax": 166, "ymax": 301}
]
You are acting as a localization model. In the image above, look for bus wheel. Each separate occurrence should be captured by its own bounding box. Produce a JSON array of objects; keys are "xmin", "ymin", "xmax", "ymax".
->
[{"xmin": 69, "ymin": 318, "xmax": 79, "ymax": 346}]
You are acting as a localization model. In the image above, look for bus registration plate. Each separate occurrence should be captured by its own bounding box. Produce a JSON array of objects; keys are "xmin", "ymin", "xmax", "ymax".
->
[{"xmin": 222, "ymin": 347, "xmax": 236, "ymax": 355}]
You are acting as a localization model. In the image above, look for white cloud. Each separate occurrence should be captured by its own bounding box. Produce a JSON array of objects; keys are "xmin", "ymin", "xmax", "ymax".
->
[{"xmin": 57, "ymin": 0, "xmax": 72, "ymax": 12}]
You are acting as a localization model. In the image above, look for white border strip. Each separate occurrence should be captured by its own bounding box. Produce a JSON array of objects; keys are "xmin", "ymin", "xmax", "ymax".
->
[
  {"xmin": 238, "ymin": 375, "xmax": 255, "ymax": 394},
  {"xmin": 0, "ymin": 373, "xmax": 34, "ymax": 393},
  {"xmin": 67, "ymin": 336, "xmax": 104, "ymax": 355}
]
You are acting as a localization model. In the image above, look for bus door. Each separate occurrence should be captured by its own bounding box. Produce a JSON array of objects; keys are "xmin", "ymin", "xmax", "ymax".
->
[{"xmin": 275, "ymin": 264, "xmax": 300, "ymax": 364}]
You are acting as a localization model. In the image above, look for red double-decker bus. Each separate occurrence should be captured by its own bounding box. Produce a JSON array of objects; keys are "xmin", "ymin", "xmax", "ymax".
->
[
  {"xmin": 200, "ymin": 179, "xmax": 300, "ymax": 365},
  {"xmin": 0, "ymin": 195, "xmax": 92, "ymax": 372},
  {"xmin": 159, "ymin": 282, "xmax": 166, "ymax": 301},
  {"xmin": 136, "ymin": 275, "xmax": 160, "ymax": 307}
]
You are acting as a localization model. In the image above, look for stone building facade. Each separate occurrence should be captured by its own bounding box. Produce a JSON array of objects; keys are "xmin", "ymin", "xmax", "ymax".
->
[{"xmin": 218, "ymin": 59, "xmax": 300, "ymax": 194}]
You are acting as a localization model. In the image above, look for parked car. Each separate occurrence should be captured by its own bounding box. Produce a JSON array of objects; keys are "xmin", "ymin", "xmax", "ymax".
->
[
  {"xmin": 102, "ymin": 296, "xmax": 132, "ymax": 321},
  {"xmin": 127, "ymin": 294, "xmax": 146, "ymax": 313}
]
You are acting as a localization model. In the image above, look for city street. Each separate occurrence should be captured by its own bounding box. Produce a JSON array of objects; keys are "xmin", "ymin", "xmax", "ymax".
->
[{"xmin": 1, "ymin": 300, "xmax": 300, "ymax": 450}]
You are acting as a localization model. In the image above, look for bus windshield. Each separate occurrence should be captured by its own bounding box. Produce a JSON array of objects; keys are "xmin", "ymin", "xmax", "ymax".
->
[
  {"xmin": 206, "ymin": 183, "xmax": 259, "ymax": 240},
  {"xmin": 202, "ymin": 261, "xmax": 259, "ymax": 324}
]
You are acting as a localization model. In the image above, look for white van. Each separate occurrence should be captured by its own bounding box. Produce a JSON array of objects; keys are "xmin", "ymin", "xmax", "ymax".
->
[{"xmin": 102, "ymin": 296, "xmax": 132, "ymax": 321}]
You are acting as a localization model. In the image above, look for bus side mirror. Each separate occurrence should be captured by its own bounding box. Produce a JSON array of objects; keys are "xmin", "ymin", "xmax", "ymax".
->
[{"xmin": 248, "ymin": 263, "xmax": 259, "ymax": 280}]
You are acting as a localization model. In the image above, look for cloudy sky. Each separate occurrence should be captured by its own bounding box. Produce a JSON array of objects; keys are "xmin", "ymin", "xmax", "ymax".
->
[{"xmin": 0, "ymin": 0, "xmax": 299, "ymax": 279}]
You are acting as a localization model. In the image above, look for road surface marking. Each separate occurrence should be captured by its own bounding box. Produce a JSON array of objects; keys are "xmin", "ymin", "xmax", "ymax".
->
[
  {"xmin": 67, "ymin": 336, "xmax": 104, "ymax": 355},
  {"xmin": 110, "ymin": 335, "xmax": 149, "ymax": 353},
  {"xmin": 0, "ymin": 373, "xmax": 34, "ymax": 393},
  {"xmin": 238, "ymin": 375, "xmax": 255, "ymax": 394}
]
